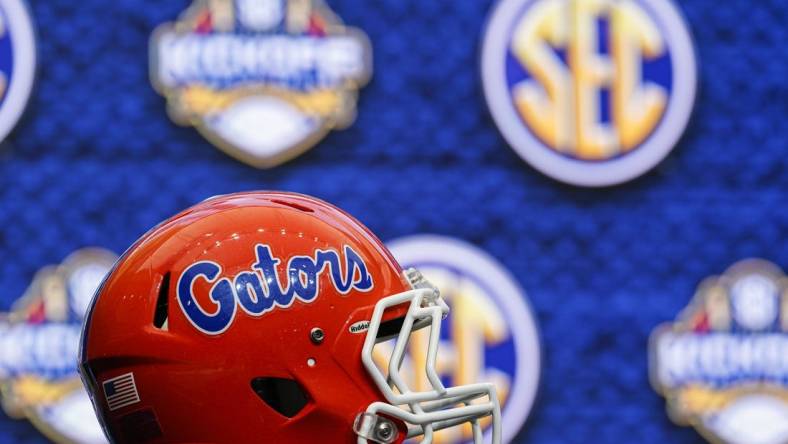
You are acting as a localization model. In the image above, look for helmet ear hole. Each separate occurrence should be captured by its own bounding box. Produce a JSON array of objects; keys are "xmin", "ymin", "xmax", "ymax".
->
[
  {"xmin": 153, "ymin": 272, "xmax": 171, "ymax": 330},
  {"xmin": 251, "ymin": 377, "xmax": 309, "ymax": 418}
]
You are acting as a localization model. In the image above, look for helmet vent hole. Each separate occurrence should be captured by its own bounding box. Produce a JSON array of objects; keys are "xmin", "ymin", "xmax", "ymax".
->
[
  {"xmin": 251, "ymin": 377, "xmax": 309, "ymax": 418},
  {"xmin": 375, "ymin": 316, "xmax": 432, "ymax": 343},
  {"xmin": 376, "ymin": 316, "xmax": 406, "ymax": 342},
  {"xmin": 271, "ymin": 199, "xmax": 315, "ymax": 213},
  {"xmin": 153, "ymin": 272, "xmax": 170, "ymax": 330}
]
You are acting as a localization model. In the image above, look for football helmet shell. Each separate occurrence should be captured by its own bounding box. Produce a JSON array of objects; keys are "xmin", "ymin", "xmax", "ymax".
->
[{"xmin": 80, "ymin": 192, "xmax": 500, "ymax": 443}]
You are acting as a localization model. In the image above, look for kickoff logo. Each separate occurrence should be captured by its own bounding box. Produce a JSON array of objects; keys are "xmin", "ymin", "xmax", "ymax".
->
[
  {"xmin": 481, "ymin": 0, "xmax": 697, "ymax": 187},
  {"xmin": 151, "ymin": 0, "xmax": 372, "ymax": 168},
  {"xmin": 177, "ymin": 244, "xmax": 373, "ymax": 335},
  {"xmin": 387, "ymin": 235, "xmax": 541, "ymax": 444},
  {"xmin": 651, "ymin": 260, "xmax": 788, "ymax": 444},
  {"xmin": 0, "ymin": 0, "xmax": 36, "ymax": 144},
  {"xmin": 0, "ymin": 249, "xmax": 117, "ymax": 444}
]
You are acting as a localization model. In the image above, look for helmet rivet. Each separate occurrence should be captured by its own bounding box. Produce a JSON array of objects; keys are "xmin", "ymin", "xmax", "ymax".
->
[
  {"xmin": 376, "ymin": 421, "xmax": 395, "ymax": 441},
  {"xmin": 310, "ymin": 328, "xmax": 325, "ymax": 344}
]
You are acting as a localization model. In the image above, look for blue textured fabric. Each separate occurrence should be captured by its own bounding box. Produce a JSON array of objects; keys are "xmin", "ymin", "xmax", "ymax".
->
[{"xmin": 0, "ymin": 0, "xmax": 786, "ymax": 442}]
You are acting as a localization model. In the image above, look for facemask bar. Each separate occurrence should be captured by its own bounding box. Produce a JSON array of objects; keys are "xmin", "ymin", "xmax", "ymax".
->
[{"xmin": 356, "ymin": 269, "xmax": 502, "ymax": 444}]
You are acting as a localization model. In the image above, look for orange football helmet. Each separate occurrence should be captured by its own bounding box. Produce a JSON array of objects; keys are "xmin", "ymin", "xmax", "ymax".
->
[{"xmin": 80, "ymin": 192, "xmax": 500, "ymax": 443}]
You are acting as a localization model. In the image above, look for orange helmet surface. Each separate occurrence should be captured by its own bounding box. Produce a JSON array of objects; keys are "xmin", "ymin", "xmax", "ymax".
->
[{"xmin": 80, "ymin": 192, "xmax": 500, "ymax": 444}]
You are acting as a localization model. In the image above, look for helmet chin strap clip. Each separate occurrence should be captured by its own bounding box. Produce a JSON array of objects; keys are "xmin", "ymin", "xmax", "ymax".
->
[{"xmin": 353, "ymin": 412, "xmax": 399, "ymax": 444}]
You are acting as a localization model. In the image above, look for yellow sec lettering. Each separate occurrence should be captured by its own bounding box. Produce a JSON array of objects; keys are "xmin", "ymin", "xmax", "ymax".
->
[
  {"xmin": 511, "ymin": 0, "xmax": 572, "ymax": 153},
  {"xmin": 510, "ymin": 0, "xmax": 667, "ymax": 160},
  {"xmin": 0, "ymin": 73, "xmax": 7, "ymax": 101},
  {"xmin": 0, "ymin": 13, "xmax": 5, "ymax": 100},
  {"xmin": 611, "ymin": 0, "xmax": 667, "ymax": 151},
  {"xmin": 570, "ymin": 0, "xmax": 616, "ymax": 159}
]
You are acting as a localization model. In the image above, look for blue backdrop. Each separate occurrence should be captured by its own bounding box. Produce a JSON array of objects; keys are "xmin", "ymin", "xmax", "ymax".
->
[{"xmin": 0, "ymin": 0, "xmax": 786, "ymax": 442}]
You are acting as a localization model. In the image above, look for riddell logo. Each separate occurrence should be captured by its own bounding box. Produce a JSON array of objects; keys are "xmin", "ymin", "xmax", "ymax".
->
[
  {"xmin": 349, "ymin": 321, "xmax": 370, "ymax": 334},
  {"xmin": 650, "ymin": 259, "xmax": 788, "ymax": 444}
]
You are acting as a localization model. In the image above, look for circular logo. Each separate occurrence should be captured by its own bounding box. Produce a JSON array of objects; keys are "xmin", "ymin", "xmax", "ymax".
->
[
  {"xmin": 388, "ymin": 235, "xmax": 541, "ymax": 443},
  {"xmin": 0, "ymin": 0, "xmax": 35, "ymax": 143},
  {"xmin": 481, "ymin": 0, "xmax": 697, "ymax": 187}
]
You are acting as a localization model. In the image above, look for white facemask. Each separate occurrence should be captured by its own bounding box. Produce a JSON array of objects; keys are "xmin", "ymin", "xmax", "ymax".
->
[{"xmin": 354, "ymin": 269, "xmax": 502, "ymax": 444}]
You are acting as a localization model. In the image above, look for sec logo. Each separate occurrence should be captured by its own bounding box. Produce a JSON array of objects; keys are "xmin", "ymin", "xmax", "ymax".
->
[
  {"xmin": 481, "ymin": 0, "xmax": 697, "ymax": 187},
  {"xmin": 0, "ymin": 249, "xmax": 116, "ymax": 444},
  {"xmin": 151, "ymin": 0, "xmax": 372, "ymax": 169},
  {"xmin": 0, "ymin": 0, "xmax": 36, "ymax": 144},
  {"xmin": 387, "ymin": 235, "xmax": 541, "ymax": 443},
  {"xmin": 650, "ymin": 260, "xmax": 788, "ymax": 444}
]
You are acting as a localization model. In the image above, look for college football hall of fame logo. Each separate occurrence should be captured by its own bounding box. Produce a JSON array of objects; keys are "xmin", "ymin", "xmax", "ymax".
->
[
  {"xmin": 650, "ymin": 260, "xmax": 788, "ymax": 444},
  {"xmin": 0, "ymin": 0, "xmax": 36, "ymax": 144},
  {"xmin": 386, "ymin": 235, "xmax": 541, "ymax": 443},
  {"xmin": 151, "ymin": 0, "xmax": 372, "ymax": 168},
  {"xmin": 481, "ymin": 0, "xmax": 697, "ymax": 187},
  {"xmin": 0, "ymin": 249, "xmax": 117, "ymax": 444}
]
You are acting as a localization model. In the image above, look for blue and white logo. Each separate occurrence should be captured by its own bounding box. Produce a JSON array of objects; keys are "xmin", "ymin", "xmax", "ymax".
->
[
  {"xmin": 177, "ymin": 244, "xmax": 374, "ymax": 335},
  {"xmin": 481, "ymin": 0, "xmax": 697, "ymax": 186},
  {"xmin": 0, "ymin": 0, "xmax": 35, "ymax": 144},
  {"xmin": 651, "ymin": 259, "xmax": 788, "ymax": 444},
  {"xmin": 0, "ymin": 249, "xmax": 117, "ymax": 444},
  {"xmin": 387, "ymin": 235, "xmax": 541, "ymax": 443},
  {"xmin": 151, "ymin": 0, "xmax": 371, "ymax": 168}
]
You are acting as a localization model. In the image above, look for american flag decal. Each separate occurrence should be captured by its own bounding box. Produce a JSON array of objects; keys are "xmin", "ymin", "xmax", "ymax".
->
[{"xmin": 103, "ymin": 373, "xmax": 141, "ymax": 411}]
